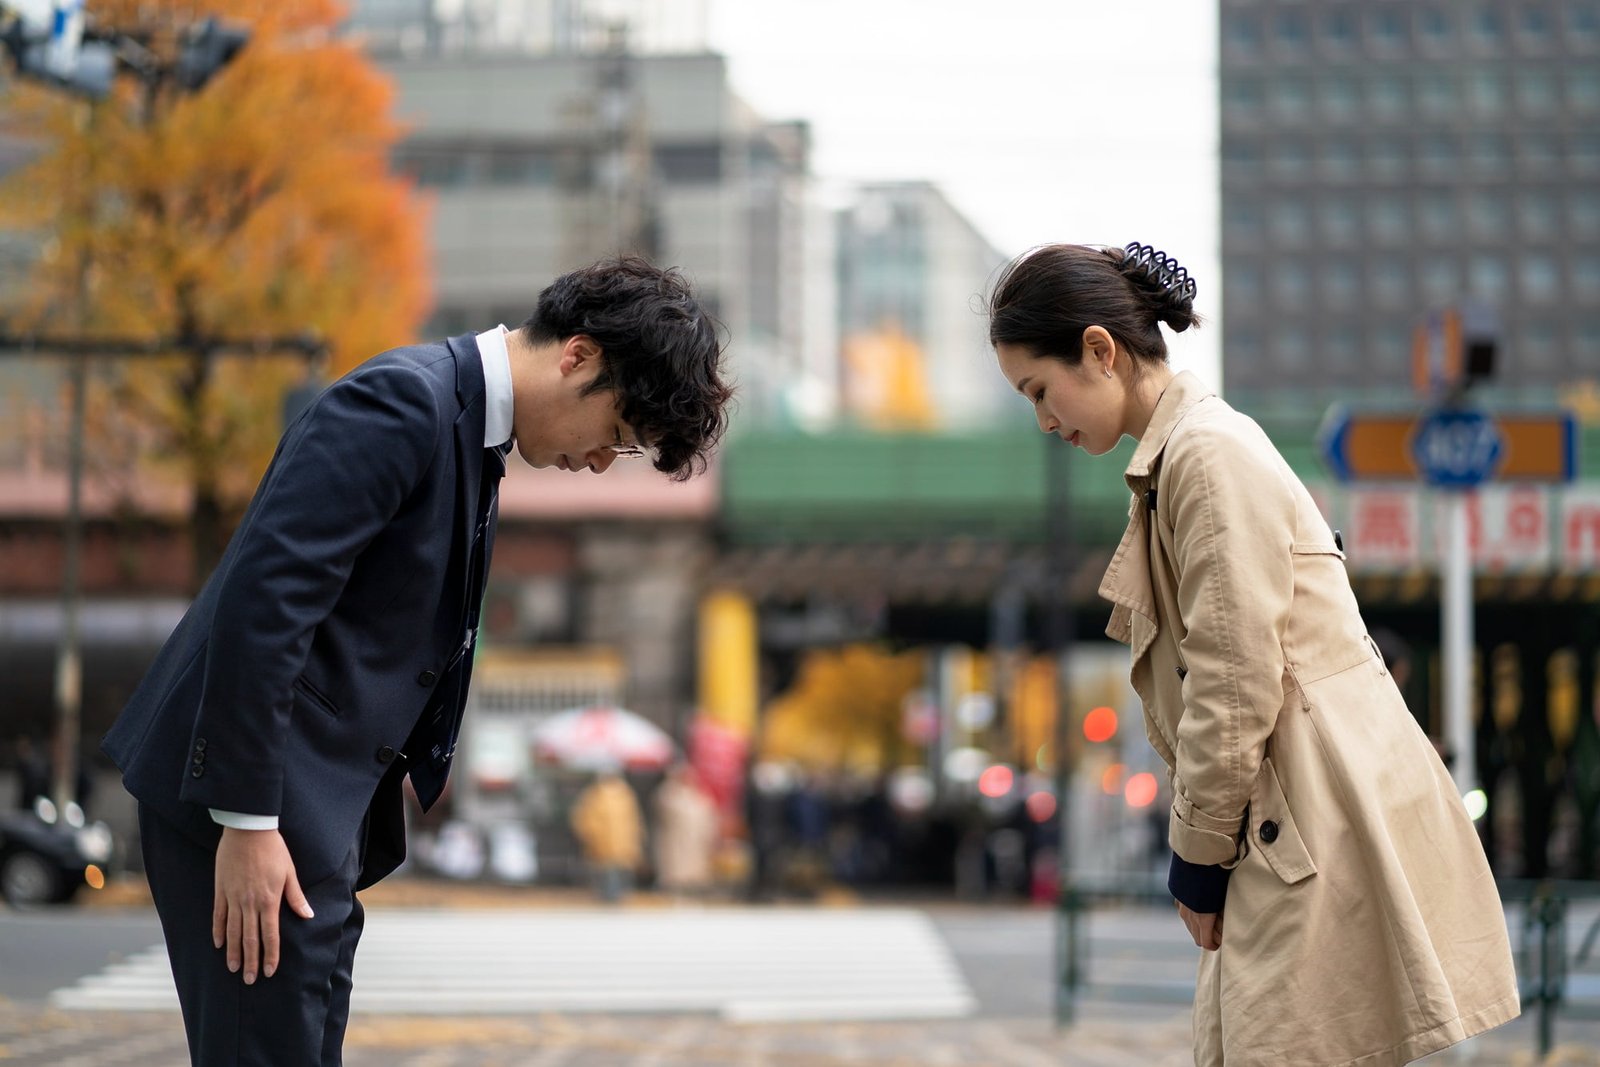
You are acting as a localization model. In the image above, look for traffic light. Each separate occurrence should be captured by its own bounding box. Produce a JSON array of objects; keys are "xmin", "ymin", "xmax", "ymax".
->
[
  {"xmin": 175, "ymin": 17, "xmax": 247, "ymax": 92},
  {"xmin": 1, "ymin": 6, "xmax": 249, "ymax": 99},
  {"xmin": 1, "ymin": 1, "xmax": 114, "ymax": 99},
  {"xmin": 1082, "ymin": 706, "xmax": 1118, "ymax": 744}
]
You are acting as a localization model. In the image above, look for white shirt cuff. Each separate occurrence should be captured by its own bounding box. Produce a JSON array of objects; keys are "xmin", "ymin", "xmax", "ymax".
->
[{"xmin": 210, "ymin": 809, "xmax": 279, "ymax": 831}]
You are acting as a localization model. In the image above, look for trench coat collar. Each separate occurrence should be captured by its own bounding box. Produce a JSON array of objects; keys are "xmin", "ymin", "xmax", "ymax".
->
[{"xmin": 1122, "ymin": 370, "xmax": 1215, "ymax": 487}]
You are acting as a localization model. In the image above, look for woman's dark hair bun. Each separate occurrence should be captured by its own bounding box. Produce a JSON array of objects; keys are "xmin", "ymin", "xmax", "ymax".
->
[{"xmin": 1118, "ymin": 242, "xmax": 1200, "ymax": 334}]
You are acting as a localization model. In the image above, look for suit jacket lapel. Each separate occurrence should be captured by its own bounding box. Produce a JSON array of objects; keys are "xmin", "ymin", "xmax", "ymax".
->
[{"xmin": 447, "ymin": 332, "xmax": 490, "ymax": 601}]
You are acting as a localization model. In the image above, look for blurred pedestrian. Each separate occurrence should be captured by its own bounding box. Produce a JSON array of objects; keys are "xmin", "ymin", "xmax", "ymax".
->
[
  {"xmin": 11, "ymin": 735, "xmax": 50, "ymax": 812},
  {"xmin": 10, "ymin": 735, "xmax": 93, "ymax": 814},
  {"xmin": 570, "ymin": 769, "xmax": 644, "ymax": 902},
  {"xmin": 100, "ymin": 257, "xmax": 730, "ymax": 1066},
  {"xmin": 784, "ymin": 770, "xmax": 830, "ymax": 893},
  {"xmin": 652, "ymin": 763, "xmax": 718, "ymax": 895},
  {"xmin": 744, "ymin": 761, "xmax": 791, "ymax": 901},
  {"xmin": 986, "ymin": 242, "xmax": 1517, "ymax": 1065}
]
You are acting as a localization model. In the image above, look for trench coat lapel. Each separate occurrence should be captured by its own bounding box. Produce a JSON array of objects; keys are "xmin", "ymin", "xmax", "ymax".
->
[
  {"xmin": 1099, "ymin": 505, "xmax": 1157, "ymax": 653},
  {"xmin": 1098, "ymin": 372, "xmax": 1216, "ymax": 663}
]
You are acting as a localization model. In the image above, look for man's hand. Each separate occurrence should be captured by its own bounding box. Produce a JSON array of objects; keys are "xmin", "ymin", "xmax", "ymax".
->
[
  {"xmin": 1177, "ymin": 901, "xmax": 1223, "ymax": 952},
  {"xmin": 212, "ymin": 827, "xmax": 314, "ymax": 984}
]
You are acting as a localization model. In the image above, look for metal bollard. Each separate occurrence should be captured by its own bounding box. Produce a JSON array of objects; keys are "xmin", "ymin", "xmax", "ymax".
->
[
  {"xmin": 1519, "ymin": 884, "xmax": 1569, "ymax": 1058},
  {"xmin": 1055, "ymin": 883, "xmax": 1084, "ymax": 1026}
]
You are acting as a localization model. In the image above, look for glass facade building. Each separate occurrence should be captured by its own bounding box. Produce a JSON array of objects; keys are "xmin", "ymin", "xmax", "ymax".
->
[{"xmin": 1219, "ymin": 0, "xmax": 1600, "ymax": 393}]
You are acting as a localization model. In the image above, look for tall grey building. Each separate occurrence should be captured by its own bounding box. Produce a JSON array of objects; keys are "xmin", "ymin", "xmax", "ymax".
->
[
  {"xmin": 1219, "ymin": 1, "xmax": 1600, "ymax": 393},
  {"xmin": 374, "ymin": 45, "xmax": 811, "ymax": 420}
]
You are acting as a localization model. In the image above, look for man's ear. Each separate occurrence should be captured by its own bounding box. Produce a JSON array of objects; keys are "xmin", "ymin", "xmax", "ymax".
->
[{"xmin": 558, "ymin": 335, "xmax": 603, "ymax": 378}]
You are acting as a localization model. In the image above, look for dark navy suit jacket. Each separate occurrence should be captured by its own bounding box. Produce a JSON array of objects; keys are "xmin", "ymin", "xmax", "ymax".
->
[{"xmin": 104, "ymin": 334, "xmax": 499, "ymax": 890}]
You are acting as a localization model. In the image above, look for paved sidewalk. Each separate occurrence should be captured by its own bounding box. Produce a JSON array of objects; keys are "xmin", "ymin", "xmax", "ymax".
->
[{"xmin": 2, "ymin": 1002, "xmax": 1599, "ymax": 1067}]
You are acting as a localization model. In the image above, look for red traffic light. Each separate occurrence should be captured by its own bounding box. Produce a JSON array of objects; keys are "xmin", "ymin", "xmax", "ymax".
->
[{"xmin": 1083, "ymin": 706, "xmax": 1118, "ymax": 744}]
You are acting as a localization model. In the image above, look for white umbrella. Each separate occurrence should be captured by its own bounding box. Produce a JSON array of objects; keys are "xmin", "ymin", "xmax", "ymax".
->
[{"xmin": 529, "ymin": 706, "xmax": 676, "ymax": 772}]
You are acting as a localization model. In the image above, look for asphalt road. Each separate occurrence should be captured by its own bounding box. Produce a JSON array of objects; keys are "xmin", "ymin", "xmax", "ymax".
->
[{"xmin": 0, "ymin": 908, "xmax": 164, "ymax": 1002}]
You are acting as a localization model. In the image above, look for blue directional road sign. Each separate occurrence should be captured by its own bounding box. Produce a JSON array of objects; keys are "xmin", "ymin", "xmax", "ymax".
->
[{"xmin": 1409, "ymin": 408, "xmax": 1504, "ymax": 489}]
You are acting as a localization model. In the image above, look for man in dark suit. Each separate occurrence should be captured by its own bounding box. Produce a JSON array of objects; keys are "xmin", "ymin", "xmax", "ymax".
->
[{"xmin": 102, "ymin": 257, "xmax": 731, "ymax": 1066}]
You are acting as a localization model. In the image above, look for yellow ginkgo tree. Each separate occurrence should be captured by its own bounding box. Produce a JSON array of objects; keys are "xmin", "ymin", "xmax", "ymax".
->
[{"xmin": 1, "ymin": 0, "xmax": 432, "ymax": 588}]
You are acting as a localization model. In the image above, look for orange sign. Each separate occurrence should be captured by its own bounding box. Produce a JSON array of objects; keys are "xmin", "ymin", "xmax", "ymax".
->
[{"xmin": 1320, "ymin": 408, "xmax": 1577, "ymax": 484}]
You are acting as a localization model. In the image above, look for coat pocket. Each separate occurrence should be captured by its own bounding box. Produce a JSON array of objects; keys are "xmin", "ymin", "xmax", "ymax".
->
[{"xmin": 1249, "ymin": 756, "xmax": 1317, "ymax": 884}]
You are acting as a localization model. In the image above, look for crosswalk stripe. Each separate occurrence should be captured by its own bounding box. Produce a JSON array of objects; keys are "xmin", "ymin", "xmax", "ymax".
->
[{"xmin": 51, "ymin": 908, "xmax": 978, "ymax": 1023}]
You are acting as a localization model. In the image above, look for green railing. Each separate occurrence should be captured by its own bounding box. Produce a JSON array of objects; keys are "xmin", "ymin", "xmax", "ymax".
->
[
  {"xmin": 720, "ymin": 408, "xmax": 1600, "ymax": 549},
  {"xmin": 719, "ymin": 429, "xmax": 1136, "ymax": 546}
]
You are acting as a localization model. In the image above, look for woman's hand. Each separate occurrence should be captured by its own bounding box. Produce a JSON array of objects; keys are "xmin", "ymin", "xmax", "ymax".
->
[{"xmin": 1177, "ymin": 901, "xmax": 1223, "ymax": 951}]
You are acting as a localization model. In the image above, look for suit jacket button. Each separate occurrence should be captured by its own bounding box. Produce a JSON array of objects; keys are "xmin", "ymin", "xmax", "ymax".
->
[
  {"xmin": 195, "ymin": 738, "xmax": 207, "ymax": 752},
  {"xmin": 417, "ymin": 670, "xmax": 437, "ymax": 687},
  {"xmin": 1260, "ymin": 820, "xmax": 1280, "ymax": 844},
  {"xmin": 190, "ymin": 765, "xmax": 204, "ymax": 778},
  {"xmin": 377, "ymin": 745, "xmax": 396, "ymax": 764},
  {"xmin": 192, "ymin": 751, "xmax": 206, "ymax": 765}
]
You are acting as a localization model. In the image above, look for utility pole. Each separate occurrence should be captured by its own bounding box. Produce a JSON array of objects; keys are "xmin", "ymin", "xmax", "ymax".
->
[
  {"xmin": 1045, "ymin": 434, "xmax": 1079, "ymax": 1026},
  {"xmin": 52, "ymin": 337, "xmax": 87, "ymax": 811}
]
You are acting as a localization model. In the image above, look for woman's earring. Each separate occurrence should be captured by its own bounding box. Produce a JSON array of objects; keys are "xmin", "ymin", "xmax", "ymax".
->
[{"xmin": 1103, "ymin": 369, "xmax": 1113, "ymax": 379}]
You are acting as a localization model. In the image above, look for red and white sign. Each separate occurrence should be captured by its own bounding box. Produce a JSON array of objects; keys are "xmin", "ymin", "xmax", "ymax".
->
[
  {"xmin": 1317, "ymin": 482, "xmax": 1600, "ymax": 574},
  {"xmin": 1345, "ymin": 489, "xmax": 1421, "ymax": 570},
  {"xmin": 1429, "ymin": 488, "xmax": 1551, "ymax": 572},
  {"xmin": 1562, "ymin": 488, "xmax": 1600, "ymax": 571}
]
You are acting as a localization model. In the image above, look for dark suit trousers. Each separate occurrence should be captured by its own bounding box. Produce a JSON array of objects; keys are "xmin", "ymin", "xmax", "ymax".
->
[{"xmin": 138, "ymin": 805, "xmax": 366, "ymax": 1066}]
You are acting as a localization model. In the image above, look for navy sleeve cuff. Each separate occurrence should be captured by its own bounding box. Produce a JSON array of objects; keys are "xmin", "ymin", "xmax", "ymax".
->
[{"xmin": 1168, "ymin": 852, "xmax": 1232, "ymax": 913}]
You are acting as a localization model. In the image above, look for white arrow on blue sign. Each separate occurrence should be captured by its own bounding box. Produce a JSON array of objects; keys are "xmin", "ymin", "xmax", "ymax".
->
[{"xmin": 1410, "ymin": 408, "xmax": 1504, "ymax": 489}]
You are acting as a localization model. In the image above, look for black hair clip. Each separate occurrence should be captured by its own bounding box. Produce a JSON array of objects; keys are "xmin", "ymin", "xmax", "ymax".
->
[{"xmin": 1122, "ymin": 242, "xmax": 1199, "ymax": 300}]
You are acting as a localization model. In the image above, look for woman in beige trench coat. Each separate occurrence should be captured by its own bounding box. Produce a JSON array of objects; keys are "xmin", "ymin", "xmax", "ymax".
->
[{"xmin": 987, "ymin": 243, "xmax": 1520, "ymax": 1066}]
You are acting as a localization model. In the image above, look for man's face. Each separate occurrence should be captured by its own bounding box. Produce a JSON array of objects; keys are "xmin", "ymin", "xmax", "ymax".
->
[{"xmin": 513, "ymin": 338, "xmax": 647, "ymax": 474}]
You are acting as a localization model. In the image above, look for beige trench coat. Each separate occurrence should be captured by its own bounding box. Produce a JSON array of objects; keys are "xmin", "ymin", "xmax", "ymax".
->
[
  {"xmin": 1099, "ymin": 373, "xmax": 1519, "ymax": 1066},
  {"xmin": 652, "ymin": 773, "xmax": 719, "ymax": 891}
]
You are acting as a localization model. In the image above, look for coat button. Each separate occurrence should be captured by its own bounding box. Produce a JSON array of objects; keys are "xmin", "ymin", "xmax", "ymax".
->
[
  {"xmin": 190, "ymin": 765, "xmax": 205, "ymax": 778},
  {"xmin": 1175, "ymin": 666, "xmax": 1188, "ymax": 680},
  {"xmin": 377, "ymin": 745, "xmax": 396, "ymax": 764},
  {"xmin": 417, "ymin": 670, "xmax": 437, "ymax": 687},
  {"xmin": 1260, "ymin": 820, "xmax": 1280, "ymax": 844},
  {"xmin": 192, "ymin": 751, "xmax": 206, "ymax": 765},
  {"xmin": 195, "ymin": 738, "xmax": 207, "ymax": 751}
]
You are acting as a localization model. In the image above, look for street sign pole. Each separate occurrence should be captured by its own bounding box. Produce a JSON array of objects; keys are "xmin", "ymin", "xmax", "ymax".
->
[
  {"xmin": 1441, "ymin": 493, "xmax": 1475, "ymax": 799},
  {"xmin": 1410, "ymin": 406, "xmax": 1502, "ymax": 807},
  {"xmin": 1320, "ymin": 401, "xmax": 1581, "ymax": 809}
]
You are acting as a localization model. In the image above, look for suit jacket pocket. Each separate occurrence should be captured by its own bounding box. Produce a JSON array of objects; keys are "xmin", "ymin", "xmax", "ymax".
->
[
  {"xmin": 1249, "ymin": 756, "xmax": 1317, "ymax": 884},
  {"xmin": 293, "ymin": 675, "xmax": 341, "ymax": 718}
]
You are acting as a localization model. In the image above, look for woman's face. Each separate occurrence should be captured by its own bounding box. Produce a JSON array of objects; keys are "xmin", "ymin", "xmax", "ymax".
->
[{"xmin": 995, "ymin": 331, "xmax": 1129, "ymax": 456}]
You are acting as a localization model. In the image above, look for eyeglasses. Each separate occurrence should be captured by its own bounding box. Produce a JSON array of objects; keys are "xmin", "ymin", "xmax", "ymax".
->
[{"xmin": 608, "ymin": 444, "xmax": 647, "ymax": 460}]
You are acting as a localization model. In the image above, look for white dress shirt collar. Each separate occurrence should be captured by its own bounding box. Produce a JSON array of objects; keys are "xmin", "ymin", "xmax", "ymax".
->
[{"xmin": 476, "ymin": 324, "xmax": 515, "ymax": 449}]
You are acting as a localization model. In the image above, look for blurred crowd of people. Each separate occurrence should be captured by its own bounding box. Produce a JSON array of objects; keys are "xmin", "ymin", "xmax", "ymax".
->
[{"xmin": 557, "ymin": 760, "xmax": 1068, "ymax": 904}]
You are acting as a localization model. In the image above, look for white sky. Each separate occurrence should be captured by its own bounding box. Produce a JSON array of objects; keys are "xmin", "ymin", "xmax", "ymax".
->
[{"xmin": 706, "ymin": 0, "xmax": 1222, "ymax": 385}]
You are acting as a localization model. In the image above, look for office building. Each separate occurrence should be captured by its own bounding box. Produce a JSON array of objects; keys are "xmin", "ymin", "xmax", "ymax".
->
[{"xmin": 1219, "ymin": 1, "xmax": 1600, "ymax": 393}]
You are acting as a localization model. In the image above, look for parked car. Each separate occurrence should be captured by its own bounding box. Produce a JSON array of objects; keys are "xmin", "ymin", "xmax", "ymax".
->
[{"xmin": 0, "ymin": 799, "xmax": 115, "ymax": 907}]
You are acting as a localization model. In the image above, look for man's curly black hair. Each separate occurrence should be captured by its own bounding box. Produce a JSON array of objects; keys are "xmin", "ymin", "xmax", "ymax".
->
[{"xmin": 520, "ymin": 256, "xmax": 733, "ymax": 481}]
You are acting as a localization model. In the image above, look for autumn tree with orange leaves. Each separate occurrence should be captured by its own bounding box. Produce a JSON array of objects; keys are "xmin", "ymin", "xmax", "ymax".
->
[
  {"xmin": 0, "ymin": 0, "xmax": 431, "ymax": 587},
  {"xmin": 760, "ymin": 645, "xmax": 929, "ymax": 772}
]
